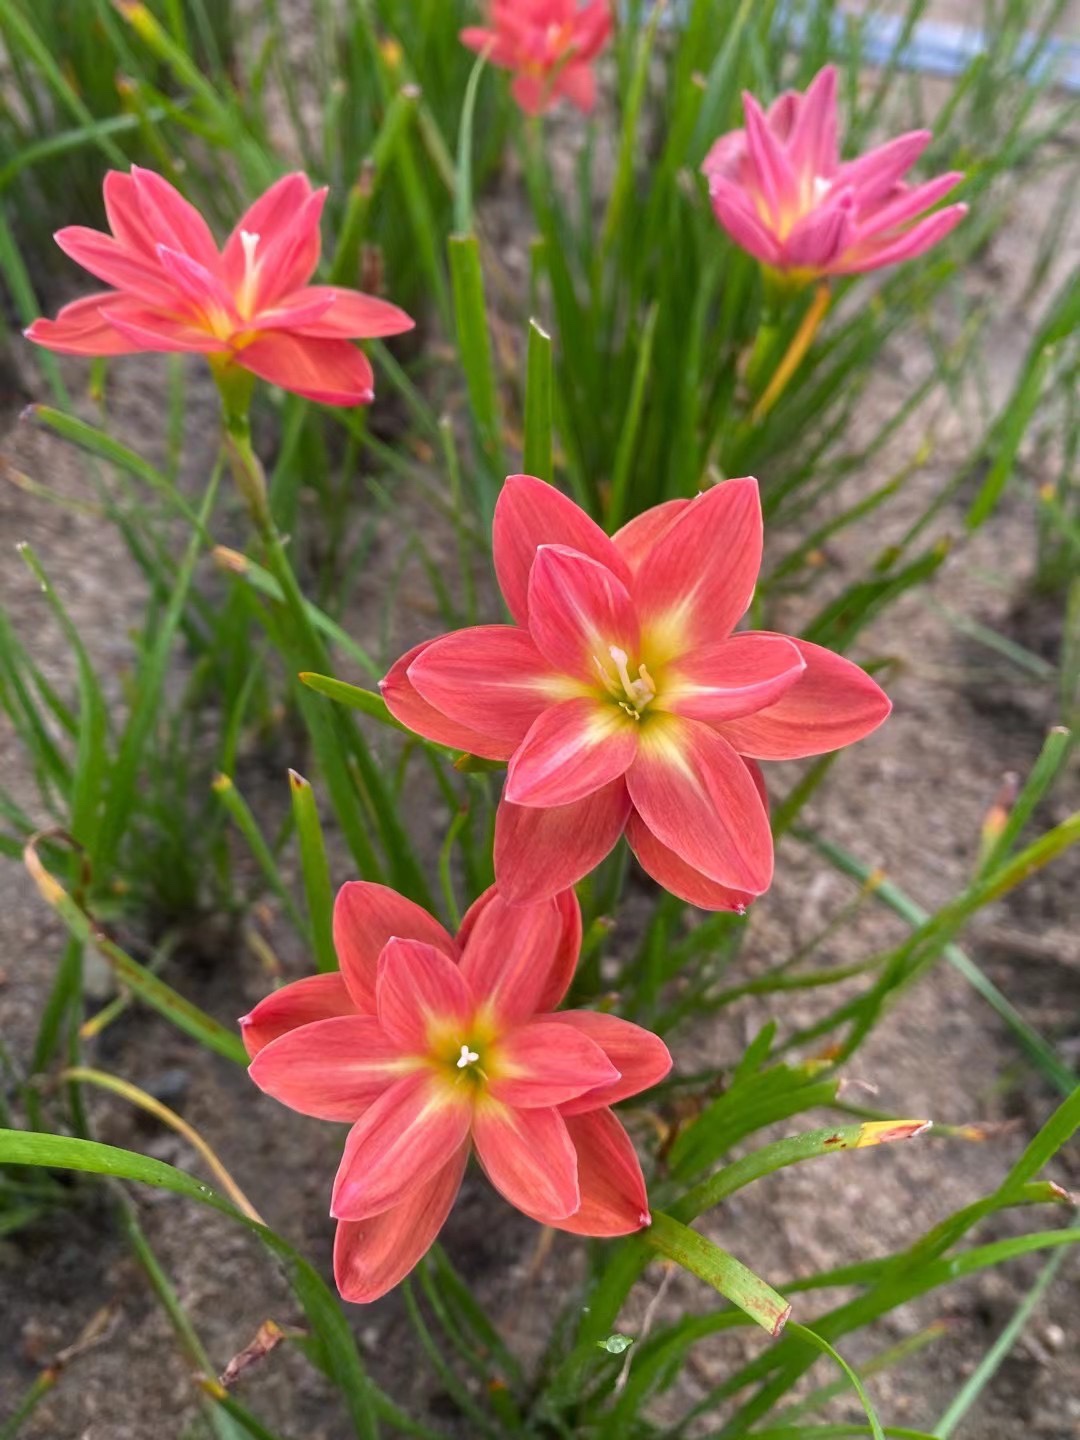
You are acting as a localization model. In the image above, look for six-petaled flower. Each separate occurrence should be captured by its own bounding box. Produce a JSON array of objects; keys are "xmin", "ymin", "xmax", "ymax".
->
[{"xmin": 461, "ymin": 0, "xmax": 612, "ymax": 115}]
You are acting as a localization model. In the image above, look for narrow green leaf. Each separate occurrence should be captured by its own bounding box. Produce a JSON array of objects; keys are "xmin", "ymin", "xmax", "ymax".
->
[
  {"xmin": 645, "ymin": 1210, "xmax": 791, "ymax": 1337},
  {"xmin": 289, "ymin": 770, "xmax": 337, "ymax": 974},
  {"xmin": 298, "ymin": 672, "xmax": 407, "ymax": 731},
  {"xmin": 449, "ymin": 233, "xmax": 503, "ymax": 470},
  {"xmin": 524, "ymin": 318, "xmax": 553, "ymax": 482}
]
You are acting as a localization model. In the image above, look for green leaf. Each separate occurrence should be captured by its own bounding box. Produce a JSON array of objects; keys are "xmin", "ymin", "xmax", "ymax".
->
[
  {"xmin": 289, "ymin": 770, "xmax": 337, "ymax": 974},
  {"xmin": 298, "ymin": 672, "xmax": 408, "ymax": 731},
  {"xmin": 449, "ymin": 232, "xmax": 503, "ymax": 471},
  {"xmin": 645, "ymin": 1210, "xmax": 791, "ymax": 1337},
  {"xmin": 524, "ymin": 318, "xmax": 553, "ymax": 482}
]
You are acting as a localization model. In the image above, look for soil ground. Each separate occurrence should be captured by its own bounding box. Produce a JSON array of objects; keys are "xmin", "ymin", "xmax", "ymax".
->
[{"xmin": 2, "ymin": 20, "xmax": 1079, "ymax": 1440}]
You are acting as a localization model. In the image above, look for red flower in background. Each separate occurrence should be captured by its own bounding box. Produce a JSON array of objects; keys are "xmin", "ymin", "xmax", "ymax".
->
[
  {"xmin": 461, "ymin": 0, "xmax": 612, "ymax": 115},
  {"xmin": 242, "ymin": 881, "xmax": 670, "ymax": 1304},
  {"xmin": 702, "ymin": 65, "xmax": 966, "ymax": 280},
  {"xmin": 26, "ymin": 168, "xmax": 413, "ymax": 406},
  {"xmin": 383, "ymin": 475, "xmax": 891, "ymax": 909}
]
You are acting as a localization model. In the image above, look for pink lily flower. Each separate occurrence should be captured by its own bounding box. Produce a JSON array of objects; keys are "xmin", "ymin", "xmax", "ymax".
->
[
  {"xmin": 242, "ymin": 881, "xmax": 671, "ymax": 1304},
  {"xmin": 461, "ymin": 0, "xmax": 613, "ymax": 116},
  {"xmin": 383, "ymin": 475, "xmax": 891, "ymax": 908},
  {"xmin": 25, "ymin": 168, "xmax": 413, "ymax": 406},
  {"xmin": 702, "ymin": 65, "xmax": 967, "ymax": 280}
]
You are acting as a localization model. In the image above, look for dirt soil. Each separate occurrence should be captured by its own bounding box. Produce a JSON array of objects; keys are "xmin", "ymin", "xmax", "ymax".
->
[{"xmin": 2, "ymin": 36, "xmax": 1080, "ymax": 1440}]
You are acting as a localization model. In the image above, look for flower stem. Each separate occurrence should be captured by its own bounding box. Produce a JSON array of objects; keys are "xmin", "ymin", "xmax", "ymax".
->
[{"xmin": 751, "ymin": 281, "xmax": 832, "ymax": 425}]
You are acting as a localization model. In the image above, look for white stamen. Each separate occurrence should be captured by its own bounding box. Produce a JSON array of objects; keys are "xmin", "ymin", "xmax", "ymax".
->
[
  {"xmin": 456, "ymin": 1044, "xmax": 480, "ymax": 1069},
  {"xmin": 240, "ymin": 229, "xmax": 261, "ymax": 269},
  {"xmin": 812, "ymin": 176, "xmax": 832, "ymax": 205},
  {"xmin": 609, "ymin": 645, "xmax": 656, "ymax": 711}
]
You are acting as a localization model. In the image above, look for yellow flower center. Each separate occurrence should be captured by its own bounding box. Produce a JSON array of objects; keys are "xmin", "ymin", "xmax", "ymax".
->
[{"xmin": 600, "ymin": 644, "xmax": 658, "ymax": 720}]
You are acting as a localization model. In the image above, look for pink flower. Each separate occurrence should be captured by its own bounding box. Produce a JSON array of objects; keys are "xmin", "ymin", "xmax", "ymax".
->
[
  {"xmin": 25, "ymin": 168, "xmax": 413, "ymax": 406},
  {"xmin": 383, "ymin": 475, "xmax": 891, "ymax": 908},
  {"xmin": 461, "ymin": 0, "xmax": 612, "ymax": 115},
  {"xmin": 242, "ymin": 882, "xmax": 670, "ymax": 1303},
  {"xmin": 702, "ymin": 65, "xmax": 966, "ymax": 279}
]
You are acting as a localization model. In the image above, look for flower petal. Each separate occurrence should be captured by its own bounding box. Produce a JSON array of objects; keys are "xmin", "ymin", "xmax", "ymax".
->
[
  {"xmin": 249, "ymin": 1016, "xmax": 417, "ymax": 1121},
  {"xmin": 548, "ymin": 1109, "xmax": 651, "ymax": 1236},
  {"xmin": 472, "ymin": 1102, "xmax": 579, "ymax": 1220},
  {"xmin": 840, "ymin": 204, "xmax": 967, "ymax": 274},
  {"xmin": 458, "ymin": 888, "xmax": 580, "ymax": 1025},
  {"xmin": 53, "ymin": 226, "xmax": 177, "ymax": 307},
  {"xmin": 743, "ymin": 92, "xmax": 799, "ymax": 221},
  {"xmin": 626, "ymin": 810, "xmax": 758, "ymax": 912},
  {"xmin": 716, "ymin": 637, "xmax": 891, "ymax": 759},
  {"xmin": 556, "ymin": 62, "xmax": 597, "ymax": 113},
  {"xmin": 612, "ymin": 499, "xmax": 690, "ymax": 576},
  {"xmin": 129, "ymin": 166, "xmax": 220, "ymax": 272},
  {"xmin": 285, "ymin": 285, "xmax": 415, "ymax": 339},
  {"xmin": 494, "ymin": 780, "xmax": 631, "ymax": 905},
  {"xmin": 493, "ymin": 474, "xmax": 631, "ymax": 627},
  {"xmin": 239, "ymin": 332, "xmax": 375, "ymax": 405},
  {"xmin": 333, "ymin": 1145, "xmax": 468, "ymax": 1303},
  {"xmin": 333, "ymin": 880, "xmax": 456, "ymax": 1013},
  {"xmin": 331, "ymin": 1073, "xmax": 472, "ymax": 1221},
  {"xmin": 634, "ymin": 478, "xmax": 763, "ymax": 662},
  {"xmin": 381, "ymin": 639, "xmax": 512, "ymax": 761},
  {"xmin": 627, "ymin": 715, "xmax": 773, "ymax": 895},
  {"xmin": 456, "ymin": 885, "xmax": 582, "ymax": 1014},
  {"xmin": 103, "ymin": 171, "xmax": 158, "ymax": 257},
  {"xmin": 834, "ymin": 129, "xmax": 930, "ymax": 201},
  {"xmin": 505, "ymin": 697, "xmax": 639, "ymax": 808},
  {"xmin": 239, "ymin": 972, "xmax": 358, "ymax": 1057},
  {"xmin": 548, "ymin": 1012, "xmax": 673, "ymax": 1116},
  {"xmin": 102, "ymin": 299, "xmax": 228, "ymax": 353},
  {"xmin": 406, "ymin": 625, "xmax": 560, "ymax": 749},
  {"xmin": 376, "ymin": 938, "xmax": 474, "ymax": 1051},
  {"xmin": 488, "ymin": 1020, "xmax": 618, "ymax": 1108},
  {"xmin": 24, "ymin": 294, "xmax": 142, "ymax": 357},
  {"xmin": 707, "ymin": 178, "xmax": 783, "ymax": 266},
  {"xmin": 247, "ymin": 186, "xmax": 328, "ymax": 310},
  {"xmin": 663, "ymin": 632, "xmax": 806, "ymax": 725},
  {"xmin": 527, "ymin": 545, "xmax": 640, "ymax": 683},
  {"xmin": 787, "ymin": 64, "xmax": 839, "ymax": 178}
]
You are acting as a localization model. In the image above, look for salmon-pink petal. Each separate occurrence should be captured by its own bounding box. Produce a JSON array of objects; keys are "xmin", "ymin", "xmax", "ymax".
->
[
  {"xmin": 472, "ymin": 1102, "xmax": 579, "ymax": 1220},
  {"xmin": 129, "ymin": 166, "xmax": 220, "ymax": 271},
  {"xmin": 53, "ymin": 226, "xmax": 177, "ymax": 307},
  {"xmin": 510, "ymin": 73, "xmax": 550, "ymax": 115},
  {"xmin": 238, "ymin": 332, "xmax": 374, "ymax": 405},
  {"xmin": 528, "ymin": 546, "xmax": 640, "ymax": 683},
  {"xmin": 381, "ymin": 639, "xmax": 513, "ymax": 761},
  {"xmin": 333, "ymin": 1145, "xmax": 467, "ymax": 1303},
  {"xmin": 546, "ymin": 1012, "xmax": 673, "ymax": 1116},
  {"xmin": 663, "ymin": 632, "xmax": 806, "ymax": 725},
  {"xmin": 626, "ymin": 810, "xmax": 758, "ymax": 912},
  {"xmin": 103, "ymin": 171, "xmax": 158, "ymax": 256},
  {"xmin": 488, "ymin": 1020, "xmax": 618, "ymax": 1108},
  {"xmin": 222, "ymin": 174, "xmax": 313, "ymax": 288},
  {"xmin": 505, "ymin": 698, "xmax": 638, "ymax": 808},
  {"xmin": 249, "ymin": 187, "xmax": 327, "ymax": 309},
  {"xmin": 456, "ymin": 885, "xmax": 582, "ymax": 1013},
  {"xmin": 628, "ymin": 715, "xmax": 773, "ymax": 895},
  {"xmin": 376, "ymin": 938, "xmax": 474, "ymax": 1050},
  {"xmin": 331, "ymin": 1073, "xmax": 472, "ymax": 1221},
  {"xmin": 460, "ymin": 26, "xmax": 514, "ymax": 66},
  {"xmin": 834, "ymin": 129, "xmax": 930, "ymax": 200},
  {"xmin": 250, "ymin": 288, "xmax": 339, "ymax": 331},
  {"xmin": 840, "ymin": 204, "xmax": 967, "ymax": 274},
  {"xmin": 406, "ymin": 626, "xmax": 559, "ymax": 747},
  {"xmin": 612, "ymin": 499, "xmax": 690, "ymax": 576},
  {"xmin": 556, "ymin": 62, "xmax": 597, "ymax": 113},
  {"xmin": 493, "ymin": 474, "xmax": 632, "ymax": 627},
  {"xmin": 284, "ymin": 285, "xmax": 415, "ymax": 339},
  {"xmin": 459, "ymin": 888, "xmax": 578, "ymax": 1025},
  {"xmin": 239, "ymin": 972, "xmax": 358, "ymax": 1057},
  {"xmin": 24, "ymin": 294, "xmax": 141, "ymax": 356},
  {"xmin": 249, "ymin": 1016, "xmax": 416, "ymax": 1121},
  {"xmin": 547, "ymin": 1109, "xmax": 651, "ymax": 1236},
  {"xmin": 787, "ymin": 64, "xmax": 838, "ymax": 177},
  {"xmin": 494, "ymin": 780, "xmax": 631, "ymax": 905},
  {"xmin": 154, "ymin": 244, "xmax": 236, "ymax": 317},
  {"xmin": 333, "ymin": 880, "xmax": 456, "ymax": 1013},
  {"xmin": 635, "ymin": 478, "xmax": 762, "ymax": 660},
  {"xmin": 717, "ymin": 637, "xmax": 890, "ymax": 759},
  {"xmin": 102, "ymin": 300, "xmax": 227, "ymax": 353}
]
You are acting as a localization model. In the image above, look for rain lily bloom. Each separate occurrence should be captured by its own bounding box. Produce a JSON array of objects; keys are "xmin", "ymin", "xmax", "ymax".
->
[
  {"xmin": 383, "ymin": 475, "xmax": 891, "ymax": 908},
  {"xmin": 25, "ymin": 167, "xmax": 413, "ymax": 406},
  {"xmin": 461, "ymin": 0, "xmax": 612, "ymax": 115},
  {"xmin": 702, "ymin": 65, "xmax": 966, "ymax": 281},
  {"xmin": 242, "ymin": 881, "xmax": 671, "ymax": 1303}
]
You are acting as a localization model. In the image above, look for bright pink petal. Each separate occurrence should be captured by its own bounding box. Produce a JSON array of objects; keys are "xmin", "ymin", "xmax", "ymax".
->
[
  {"xmin": 381, "ymin": 639, "xmax": 512, "ymax": 761},
  {"xmin": 284, "ymin": 285, "xmax": 415, "ymax": 339},
  {"xmin": 854, "ymin": 172, "xmax": 963, "ymax": 243},
  {"xmin": 626, "ymin": 810, "xmax": 758, "ymax": 912},
  {"xmin": 834, "ymin": 129, "xmax": 930, "ymax": 200},
  {"xmin": 472, "ymin": 1102, "xmax": 579, "ymax": 1220},
  {"xmin": 743, "ymin": 92, "xmax": 799, "ymax": 220},
  {"xmin": 333, "ymin": 881, "xmax": 456, "ymax": 1013},
  {"xmin": 406, "ymin": 626, "xmax": 559, "ymax": 748},
  {"xmin": 510, "ymin": 73, "xmax": 551, "ymax": 115},
  {"xmin": 154, "ymin": 243, "xmax": 236, "ymax": 317},
  {"xmin": 663, "ymin": 632, "xmax": 806, "ymax": 725},
  {"xmin": 547, "ymin": 1011, "xmax": 673, "ymax": 1116},
  {"xmin": 505, "ymin": 698, "xmax": 638, "ymax": 808},
  {"xmin": 333, "ymin": 1145, "xmax": 467, "ymax": 1303},
  {"xmin": 24, "ymin": 294, "xmax": 142, "ymax": 357},
  {"xmin": 527, "ymin": 545, "xmax": 640, "ymax": 683},
  {"xmin": 783, "ymin": 189, "xmax": 856, "ymax": 271},
  {"xmin": 376, "ymin": 938, "xmax": 474, "ymax": 1051},
  {"xmin": 249, "ymin": 186, "xmax": 327, "ymax": 309},
  {"xmin": 459, "ymin": 888, "xmax": 579, "ymax": 1025},
  {"xmin": 249, "ymin": 1016, "xmax": 416, "ymax": 1121},
  {"xmin": 556, "ymin": 62, "xmax": 597, "ymax": 113},
  {"xmin": 103, "ymin": 171, "xmax": 158, "ymax": 257},
  {"xmin": 840, "ymin": 204, "xmax": 967, "ymax": 274},
  {"xmin": 787, "ymin": 65, "xmax": 838, "ymax": 178},
  {"xmin": 239, "ymin": 972, "xmax": 357, "ymax": 1057},
  {"xmin": 635, "ymin": 478, "xmax": 762, "ymax": 661},
  {"xmin": 494, "ymin": 780, "xmax": 631, "ymax": 905},
  {"xmin": 456, "ymin": 885, "xmax": 582, "ymax": 1014},
  {"xmin": 493, "ymin": 474, "xmax": 632, "ymax": 627},
  {"xmin": 548, "ymin": 1109, "xmax": 651, "ymax": 1236},
  {"xmin": 53, "ymin": 226, "xmax": 176, "ymax": 307},
  {"xmin": 238, "ymin": 332, "xmax": 374, "ymax": 405},
  {"xmin": 129, "ymin": 166, "xmax": 220, "ymax": 272},
  {"xmin": 488, "ymin": 1020, "xmax": 618, "ymax": 1108},
  {"xmin": 331, "ymin": 1073, "xmax": 472, "ymax": 1221},
  {"xmin": 102, "ymin": 299, "xmax": 227, "ymax": 353},
  {"xmin": 222, "ymin": 173, "xmax": 313, "ymax": 290},
  {"xmin": 627, "ymin": 715, "xmax": 773, "ymax": 895},
  {"xmin": 716, "ymin": 637, "xmax": 891, "ymax": 759},
  {"xmin": 612, "ymin": 499, "xmax": 690, "ymax": 576},
  {"xmin": 707, "ymin": 179, "xmax": 783, "ymax": 266}
]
